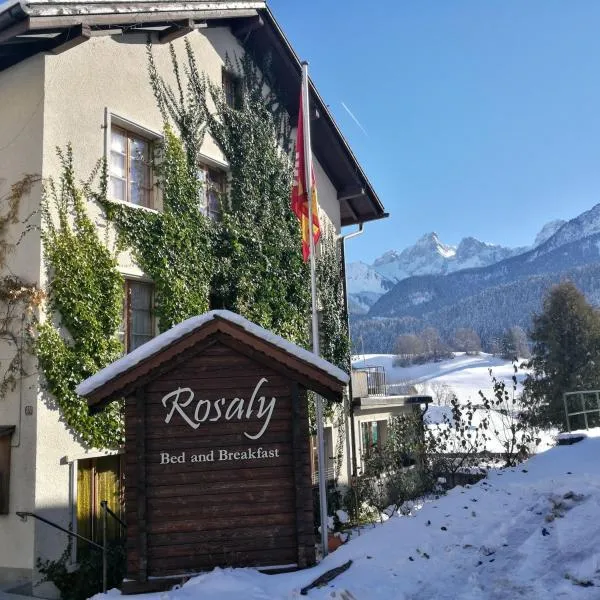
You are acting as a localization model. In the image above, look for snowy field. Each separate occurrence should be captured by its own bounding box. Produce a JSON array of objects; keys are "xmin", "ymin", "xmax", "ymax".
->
[
  {"xmin": 352, "ymin": 352, "xmax": 528, "ymax": 404},
  {"xmin": 96, "ymin": 431, "xmax": 600, "ymax": 599},
  {"xmin": 352, "ymin": 353, "xmax": 556, "ymax": 454}
]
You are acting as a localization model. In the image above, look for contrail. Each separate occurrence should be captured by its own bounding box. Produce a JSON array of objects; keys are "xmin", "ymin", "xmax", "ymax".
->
[{"xmin": 341, "ymin": 101, "xmax": 368, "ymax": 137}]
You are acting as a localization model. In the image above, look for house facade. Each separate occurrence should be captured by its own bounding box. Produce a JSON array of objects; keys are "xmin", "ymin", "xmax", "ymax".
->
[{"xmin": 0, "ymin": 1, "xmax": 386, "ymax": 595}]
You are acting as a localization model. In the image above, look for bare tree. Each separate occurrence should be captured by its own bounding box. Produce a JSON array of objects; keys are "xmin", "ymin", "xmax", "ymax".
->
[
  {"xmin": 428, "ymin": 381, "xmax": 456, "ymax": 406},
  {"xmin": 453, "ymin": 327, "xmax": 481, "ymax": 355},
  {"xmin": 394, "ymin": 333, "xmax": 424, "ymax": 365},
  {"xmin": 420, "ymin": 327, "xmax": 448, "ymax": 361}
]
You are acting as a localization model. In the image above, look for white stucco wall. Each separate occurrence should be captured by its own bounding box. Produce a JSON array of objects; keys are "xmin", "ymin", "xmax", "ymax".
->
[
  {"xmin": 0, "ymin": 54, "xmax": 45, "ymax": 582},
  {"xmin": 314, "ymin": 157, "xmax": 340, "ymax": 234}
]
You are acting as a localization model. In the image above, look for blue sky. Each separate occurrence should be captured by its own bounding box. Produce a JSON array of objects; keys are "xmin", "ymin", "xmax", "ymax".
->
[{"xmin": 269, "ymin": 1, "xmax": 600, "ymax": 264}]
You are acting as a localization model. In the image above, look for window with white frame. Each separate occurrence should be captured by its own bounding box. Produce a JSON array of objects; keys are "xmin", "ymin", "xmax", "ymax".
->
[
  {"xmin": 222, "ymin": 69, "xmax": 242, "ymax": 109},
  {"xmin": 118, "ymin": 280, "xmax": 155, "ymax": 353},
  {"xmin": 198, "ymin": 163, "xmax": 226, "ymax": 221},
  {"xmin": 109, "ymin": 126, "xmax": 153, "ymax": 208}
]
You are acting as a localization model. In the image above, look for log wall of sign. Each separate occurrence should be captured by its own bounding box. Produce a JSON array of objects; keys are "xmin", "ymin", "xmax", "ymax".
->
[{"xmin": 78, "ymin": 311, "xmax": 348, "ymax": 594}]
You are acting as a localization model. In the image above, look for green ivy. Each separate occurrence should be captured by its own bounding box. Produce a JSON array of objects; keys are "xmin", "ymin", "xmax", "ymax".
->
[
  {"xmin": 36, "ymin": 147, "xmax": 124, "ymax": 448},
  {"xmin": 114, "ymin": 42, "xmax": 312, "ymax": 346},
  {"xmin": 317, "ymin": 230, "xmax": 350, "ymax": 372},
  {"xmin": 34, "ymin": 42, "xmax": 350, "ymax": 447}
]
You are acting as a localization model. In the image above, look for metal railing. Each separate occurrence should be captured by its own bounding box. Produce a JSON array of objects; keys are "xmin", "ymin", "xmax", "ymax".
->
[
  {"xmin": 563, "ymin": 390, "xmax": 600, "ymax": 432},
  {"xmin": 353, "ymin": 366, "xmax": 387, "ymax": 397},
  {"xmin": 17, "ymin": 500, "xmax": 125, "ymax": 593},
  {"xmin": 100, "ymin": 500, "xmax": 126, "ymax": 592},
  {"xmin": 311, "ymin": 465, "xmax": 336, "ymax": 485}
]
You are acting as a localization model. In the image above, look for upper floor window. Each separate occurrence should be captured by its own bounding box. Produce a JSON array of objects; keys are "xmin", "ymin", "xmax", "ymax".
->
[
  {"xmin": 119, "ymin": 280, "xmax": 154, "ymax": 353},
  {"xmin": 109, "ymin": 126, "xmax": 153, "ymax": 208},
  {"xmin": 198, "ymin": 163, "xmax": 226, "ymax": 221},
  {"xmin": 222, "ymin": 69, "xmax": 242, "ymax": 109}
]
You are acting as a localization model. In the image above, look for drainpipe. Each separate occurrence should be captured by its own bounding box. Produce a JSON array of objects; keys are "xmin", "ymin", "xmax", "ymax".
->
[{"xmin": 339, "ymin": 223, "xmax": 364, "ymax": 481}]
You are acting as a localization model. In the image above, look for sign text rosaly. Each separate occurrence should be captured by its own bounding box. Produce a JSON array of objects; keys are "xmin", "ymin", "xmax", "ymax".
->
[{"xmin": 162, "ymin": 377, "xmax": 276, "ymax": 440}]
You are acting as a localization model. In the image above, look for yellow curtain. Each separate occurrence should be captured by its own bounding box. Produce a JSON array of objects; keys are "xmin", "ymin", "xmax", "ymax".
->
[
  {"xmin": 77, "ymin": 456, "xmax": 123, "ymax": 556},
  {"xmin": 77, "ymin": 459, "xmax": 93, "ymax": 556},
  {"xmin": 96, "ymin": 455, "xmax": 122, "ymax": 543}
]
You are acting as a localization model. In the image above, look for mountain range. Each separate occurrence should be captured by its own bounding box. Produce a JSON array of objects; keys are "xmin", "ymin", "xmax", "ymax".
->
[{"xmin": 349, "ymin": 204, "xmax": 600, "ymax": 353}]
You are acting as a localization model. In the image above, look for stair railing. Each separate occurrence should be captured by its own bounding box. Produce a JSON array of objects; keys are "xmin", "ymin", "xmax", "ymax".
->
[
  {"xmin": 17, "ymin": 500, "xmax": 126, "ymax": 594},
  {"xmin": 100, "ymin": 500, "xmax": 126, "ymax": 592}
]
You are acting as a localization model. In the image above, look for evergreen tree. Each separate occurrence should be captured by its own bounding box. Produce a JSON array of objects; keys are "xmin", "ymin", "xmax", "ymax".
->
[
  {"xmin": 501, "ymin": 326, "xmax": 530, "ymax": 359},
  {"xmin": 523, "ymin": 281, "xmax": 600, "ymax": 427}
]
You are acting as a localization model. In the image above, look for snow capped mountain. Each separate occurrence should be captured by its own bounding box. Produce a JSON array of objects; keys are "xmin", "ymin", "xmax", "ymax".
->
[
  {"xmin": 373, "ymin": 233, "xmax": 457, "ymax": 281},
  {"xmin": 453, "ymin": 237, "xmax": 522, "ymax": 270},
  {"xmin": 529, "ymin": 204, "xmax": 600, "ymax": 258},
  {"xmin": 533, "ymin": 219, "xmax": 566, "ymax": 247},
  {"xmin": 353, "ymin": 232, "xmax": 520, "ymax": 298},
  {"xmin": 352, "ymin": 202, "xmax": 600, "ymax": 352},
  {"xmin": 347, "ymin": 209, "xmax": 600, "ymax": 314},
  {"xmin": 346, "ymin": 261, "xmax": 394, "ymax": 313},
  {"xmin": 346, "ymin": 261, "xmax": 392, "ymax": 295}
]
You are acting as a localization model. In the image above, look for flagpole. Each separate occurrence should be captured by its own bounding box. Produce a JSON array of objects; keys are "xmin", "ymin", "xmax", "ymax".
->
[{"xmin": 301, "ymin": 61, "xmax": 329, "ymax": 558}]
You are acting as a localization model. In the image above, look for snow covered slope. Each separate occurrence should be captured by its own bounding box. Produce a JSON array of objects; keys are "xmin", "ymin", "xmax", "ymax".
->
[
  {"xmin": 352, "ymin": 352, "xmax": 525, "ymax": 403},
  {"xmin": 345, "ymin": 262, "xmax": 393, "ymax": 300},
  {"xmin": 96, "ymin": 432, "xmax": 600, "ymax": 599}
]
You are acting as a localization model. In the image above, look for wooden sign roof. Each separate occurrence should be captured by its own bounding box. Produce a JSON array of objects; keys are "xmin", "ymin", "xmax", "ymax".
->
[{"xmin": 78, "ymin": 310, "xmax": 349, "ymax": 411}]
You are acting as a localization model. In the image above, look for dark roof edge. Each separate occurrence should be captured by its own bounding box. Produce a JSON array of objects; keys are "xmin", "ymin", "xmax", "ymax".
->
[
  {"xmin": 0, "ymin": 2, "xmax": 26, "ymax": 31},
  {"xmin": 0, "ymin": 425, "xmax": 16, "ymax": 438}
]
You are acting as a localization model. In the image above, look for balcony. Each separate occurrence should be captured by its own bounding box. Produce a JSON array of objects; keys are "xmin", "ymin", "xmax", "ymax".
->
[{"xmin": 351, "ymin": 366, "xmax": 418, "ymax": 399}]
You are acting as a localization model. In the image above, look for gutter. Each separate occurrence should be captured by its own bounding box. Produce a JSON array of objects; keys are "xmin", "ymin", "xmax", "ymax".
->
[{"xmin": 339, "ymin": 223, "xmax": 364, "ymax": 479}]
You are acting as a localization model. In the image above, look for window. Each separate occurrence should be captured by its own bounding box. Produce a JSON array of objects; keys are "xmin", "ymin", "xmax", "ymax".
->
[
  {"xmin": 310, "ymin": 428, "xmax": 335, "ymax": 484},
  {"xmin": 119, "ymin": 280, "xmax": 154, "ymax": 353},
  {"xmin": 109, "ymin": 126, "xmax": 153, "ymax": 208},
  {"xmin": 77, "ymin": 455, "xmax": 124, "ymax": 556},
  {"xmin": 0, "ymin": 426, "xmax": 15, "ymax": 514},
  {"xmin": 361, "ymin": 421, "xmax": 380, "ymax": 457},
  {"xmin": 198, "ymin": 163, "xmax": 226, "ymax": 221},
  {"xmin": 222, "ymin": 69, "xmax": 242, "ymax": 109}
]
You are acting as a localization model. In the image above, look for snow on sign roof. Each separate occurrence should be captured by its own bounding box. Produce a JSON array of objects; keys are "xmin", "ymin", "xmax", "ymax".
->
[{"xmin": 76, "ymin": 310, "xmax": 349, "ymax": 398}]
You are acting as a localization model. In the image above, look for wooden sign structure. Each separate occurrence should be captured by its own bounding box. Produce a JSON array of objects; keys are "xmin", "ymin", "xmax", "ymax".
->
[{"xmin": 77, "ymin": 310, "xmax": 348, "ymax": 594}]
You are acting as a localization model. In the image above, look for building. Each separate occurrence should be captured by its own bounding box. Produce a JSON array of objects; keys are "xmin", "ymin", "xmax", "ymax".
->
[{"xmin": 0, "ymin": 0, "xmax": 387, "ymax": 595}]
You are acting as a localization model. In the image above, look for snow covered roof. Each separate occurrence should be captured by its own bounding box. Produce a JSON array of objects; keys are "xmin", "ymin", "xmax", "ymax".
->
[
  {"xmin": 77, "ymin": 310, "xmax": 349, "ymax": 405},
  {"xmin": 6, "ymin": 1, "xmax": 264, "ymax": 18}
]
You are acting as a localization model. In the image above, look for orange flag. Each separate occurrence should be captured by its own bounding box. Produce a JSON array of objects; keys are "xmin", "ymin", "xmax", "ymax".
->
[{"xmin": 291, "ymin": 90, "xmax": 321, "ymax": 262}]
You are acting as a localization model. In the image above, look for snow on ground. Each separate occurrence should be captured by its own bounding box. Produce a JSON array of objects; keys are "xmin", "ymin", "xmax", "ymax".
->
[
  {"xmin": 351, "ymin": 353, "xmax": 556, "ymax": 454},
  {"xmin": 352, "ymin": 352, "xmax": 528, "ymax": 404},
  {"xmin": 95, "ymin": 432, "xmax": 600, "ymax": 599}
]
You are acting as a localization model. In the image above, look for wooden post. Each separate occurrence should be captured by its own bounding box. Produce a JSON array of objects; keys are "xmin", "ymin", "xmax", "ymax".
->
[
  {"xmin": 291, "ymin": 383, "xmax": 316, "ymax": 568},
  {"xmin": 135, "ymin": 387, "xmax": 148, "ymax": 582},
  {"xmin": 101, "ymin": 500, "xmax": 108, "ymax": 593}
]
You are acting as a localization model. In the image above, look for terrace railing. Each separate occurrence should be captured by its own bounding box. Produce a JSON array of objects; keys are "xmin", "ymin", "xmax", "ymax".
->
[{"xmin": 563, "ymin": 390, "xmax": 600, "ymax": 432}]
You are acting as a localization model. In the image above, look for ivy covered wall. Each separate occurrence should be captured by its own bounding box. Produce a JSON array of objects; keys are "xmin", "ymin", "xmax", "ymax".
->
[{"xmin": 34, "ymin": 40, "xmax": 349, "ymax": 447}]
